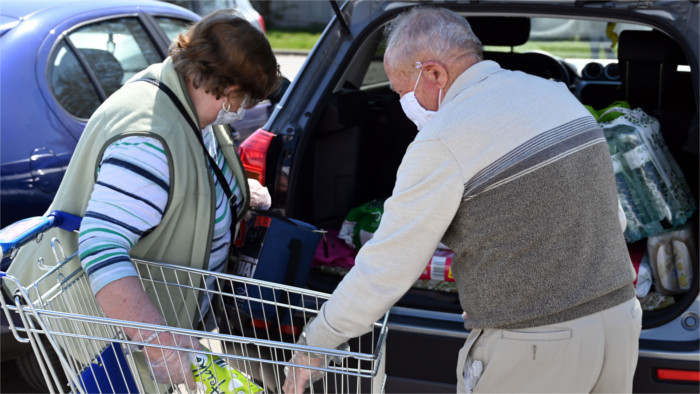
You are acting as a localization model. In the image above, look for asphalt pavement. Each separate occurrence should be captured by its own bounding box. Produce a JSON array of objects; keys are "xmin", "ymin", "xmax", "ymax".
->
[{"xmin": 275, "ymin": 50, "xmax": 308, "ymax": 82}]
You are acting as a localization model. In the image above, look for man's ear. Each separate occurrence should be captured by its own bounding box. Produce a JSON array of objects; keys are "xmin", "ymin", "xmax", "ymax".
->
[{"xmin": 422, "ymin": 61, "xmax": 449, "ymax": 89}]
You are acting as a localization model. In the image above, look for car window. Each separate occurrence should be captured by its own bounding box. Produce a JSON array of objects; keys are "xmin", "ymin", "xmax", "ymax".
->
[
  {"xmin": 49, "ymin": 17, "xmax": 162, "ymax": 119},
  {"xmin": 155, "ymin": 16, "xmax": 193, "ymax": 43},
  {"xmin": 359, "ymin": 17, "xmax": 654, "ymax": 88},
  {"xmin": 485, "ymin": 18, "xmax": 651, "ymax": 74},
  {"xmin": 69, "ymin": 18, "xmax": 161, "ymax": 84},
  {"xmin": 361, "ymin": 40, "xmax": 388, "ymax": 88},
  {"xmin": 48, "ymin": 41, "xmax": 102, "ymax": 119}
]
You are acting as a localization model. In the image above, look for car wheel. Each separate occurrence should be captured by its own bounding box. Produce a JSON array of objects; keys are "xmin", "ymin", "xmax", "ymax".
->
[{"xmin": 14, "ymin": 338, "xmax": 67, "ymax": 392}]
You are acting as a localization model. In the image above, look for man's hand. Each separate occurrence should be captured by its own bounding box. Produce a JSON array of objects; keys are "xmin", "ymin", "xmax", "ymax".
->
[
  {"xmin": 282, "ymin": 352, "xmax": 325, "ymax": 394},
  {"xmin": 282, "ymin": 323, "xmax": 350, "ymax": 393}
]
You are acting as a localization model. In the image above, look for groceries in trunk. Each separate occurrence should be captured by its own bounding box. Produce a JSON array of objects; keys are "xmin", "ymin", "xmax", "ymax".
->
[
  {"xmin": 312, "ymin": 199, "xmax": 458, "ymax": 293},
  {"xmin": 589, "ymin": 102, "xmax": 696, "ymax": 310},
  {"xmin": 312, "ymin": 103, "xmax": 696, "ymax": 307}
]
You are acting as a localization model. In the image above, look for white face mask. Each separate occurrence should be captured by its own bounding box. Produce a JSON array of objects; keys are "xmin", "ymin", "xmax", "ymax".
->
[
  {"xmin": 399, "ymin": 66, "xmax": 442, "ymax": 130},
  {"xmin": 212, "ymin": 96, "xmax": 248, "ymax": 125}
]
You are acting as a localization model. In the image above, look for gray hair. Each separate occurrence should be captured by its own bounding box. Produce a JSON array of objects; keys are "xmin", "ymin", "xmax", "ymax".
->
[{"xmin": 384, "ymin": 7, "xmax": 483, "ymax": 69}]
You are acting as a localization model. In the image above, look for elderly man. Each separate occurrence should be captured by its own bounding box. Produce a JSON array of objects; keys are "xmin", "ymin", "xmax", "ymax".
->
[{"xmin": 284, "ymin": 7, "xmax": 641, "ymax": 393}]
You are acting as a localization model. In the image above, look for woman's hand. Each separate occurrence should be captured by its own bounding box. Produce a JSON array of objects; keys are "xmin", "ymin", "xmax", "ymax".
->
[
  {"xmin": 248, "ymin": 178, "xmax": 271, "ymax": 210},
  {"xmin": 144, "ymin": 332, "xmax": 202, "ymax": 389},
  {"xmin": 95, "ymin": 277, "xmax": 202, "ymax": 388}
]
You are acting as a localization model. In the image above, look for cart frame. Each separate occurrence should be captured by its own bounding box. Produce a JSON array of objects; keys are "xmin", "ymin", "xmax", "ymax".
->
[{"xmin": 0, "ymin": 211, "xmax": 388, "ymax": 393}]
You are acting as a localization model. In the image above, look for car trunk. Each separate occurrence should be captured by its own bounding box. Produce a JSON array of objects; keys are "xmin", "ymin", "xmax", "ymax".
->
[
  {"xmin": 292, "ymin": 84, "xmax": 464, "ymax": 313},
  {"xmin": 276, "ymin": 14, "xmax": 699, "ymax": 331}
]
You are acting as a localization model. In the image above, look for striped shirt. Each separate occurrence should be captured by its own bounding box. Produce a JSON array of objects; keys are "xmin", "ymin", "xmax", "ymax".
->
[{"xmin": 78, "ymin": 126, "xmax": 242, "ymax": 295}]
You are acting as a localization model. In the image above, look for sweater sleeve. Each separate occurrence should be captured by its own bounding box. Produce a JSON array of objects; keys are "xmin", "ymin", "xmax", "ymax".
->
[
  {"xmin": 304, "ymin": 138, "xmax": 464, "ymax": 349},
  {"xmin": 78, "ymin": 136, "xmax": 170, "ymax": 295}
]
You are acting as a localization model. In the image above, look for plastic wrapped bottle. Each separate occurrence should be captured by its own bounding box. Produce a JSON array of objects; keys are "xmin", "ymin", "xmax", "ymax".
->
[
  {"xmin": 616, "ymin": 131, "xmax": 672, "ymax": 225},
  {"xmin": 610, "ymin": 152, "xmax": 647, "ymax": 242},
  {"xmin": 604, "ymin": 126, "xmax": 664, "ymax": 242},
  {"xmin": 599, "ymin": 107, "xmax": 696, "ymax": 238},
  {"xmin": 629, "ymin": 109, "xmax": 696, "ymax": 227}
]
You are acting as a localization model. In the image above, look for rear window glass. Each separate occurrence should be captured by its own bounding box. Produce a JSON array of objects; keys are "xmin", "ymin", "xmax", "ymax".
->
[
  {"xmin": 49, "ymin": 17, "xmax": 162, "ymax": 119},
  {"xmin": 49, "ymin": 41, "xmax": 101, "ymax": 119},
  {"xmin": 360, "ymin": 16, "xmax": 655, "ymax": 88},
  {"xmin": 489, "ymin": 18, "xmax": 652, "ymax": 73},
  {"xmin": 155, "ymin": 16, "xmax": 193, "ymax": 43}
]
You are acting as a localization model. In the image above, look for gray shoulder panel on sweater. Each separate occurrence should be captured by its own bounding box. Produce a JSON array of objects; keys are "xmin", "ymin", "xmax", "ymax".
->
[{"xmin": 464, "ymin": 116, "xmax": 603, "ymax": 200}]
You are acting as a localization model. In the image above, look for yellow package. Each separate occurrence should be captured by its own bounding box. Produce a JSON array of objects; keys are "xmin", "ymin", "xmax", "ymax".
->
[{"xmin": 192, "ymin": 350, "xmax": 264, "ymax": 394}]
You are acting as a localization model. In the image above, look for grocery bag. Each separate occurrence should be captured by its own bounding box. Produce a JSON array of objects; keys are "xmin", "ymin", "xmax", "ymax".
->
[
  {"xmin": 231, "ymin": 210, "xmax": 322, "ymax": 324},
  {"xmin": 338, "ymin": 198, "xmax": 385, "ymax": 250}
]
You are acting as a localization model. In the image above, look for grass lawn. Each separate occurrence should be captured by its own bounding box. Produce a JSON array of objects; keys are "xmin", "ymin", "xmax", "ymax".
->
[
  {"xmin": 266, "ymin": 28, "xmax": 615, "ymax": 60},
  {"xmin": 266, "ymin": 28, "xmax": 321, "ymax": 51}
]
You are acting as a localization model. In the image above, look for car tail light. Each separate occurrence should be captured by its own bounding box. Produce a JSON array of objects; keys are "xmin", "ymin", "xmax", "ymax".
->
[
  {"xmin": 257, "ymin": 15, "xmax": 266, "ymax": 33},
  {"xmin": 250, "ymin": 318, "xmax": 271, "ymax": 329},
  {"xmin": 238, "ymin": 128, "xmax": 273, "ymax": 185},
  {"xmin": 281, "ymin": 324, "xmax": 301, "ymax": 336},
  {"xmin": 656, "ymin": 368, "xmax": 700, "ymax": 382}
]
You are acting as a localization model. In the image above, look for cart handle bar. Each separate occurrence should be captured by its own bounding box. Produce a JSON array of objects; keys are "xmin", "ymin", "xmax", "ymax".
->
[{"xmin": 0, "ymin": 211, "xmax": 82, "ymax": 258}]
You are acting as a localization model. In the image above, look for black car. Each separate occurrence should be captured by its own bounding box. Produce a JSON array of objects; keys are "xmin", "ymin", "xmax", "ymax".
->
[{"xmin": 238, "ymin": 1, "xmax": 699, "ymax": 392}]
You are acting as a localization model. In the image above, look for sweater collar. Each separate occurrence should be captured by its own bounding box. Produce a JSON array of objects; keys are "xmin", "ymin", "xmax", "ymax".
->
[{"xmin": 442, "ymin": 60, "xmax": 503, "ymax": 105}]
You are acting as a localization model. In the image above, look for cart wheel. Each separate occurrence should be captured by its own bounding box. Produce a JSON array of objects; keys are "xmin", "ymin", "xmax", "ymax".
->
[{"xmin": 14, "ymin": 338, "xmax": 67, "ymax": 392}]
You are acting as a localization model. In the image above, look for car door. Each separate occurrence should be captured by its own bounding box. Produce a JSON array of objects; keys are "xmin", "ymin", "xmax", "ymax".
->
[
  {"xmin": 0, "ymin": 9, "xmax": 197, "ymax": 227},
  {"xmin": 44, "ymin": 14, "xmax": 188, "ymax": 140}
]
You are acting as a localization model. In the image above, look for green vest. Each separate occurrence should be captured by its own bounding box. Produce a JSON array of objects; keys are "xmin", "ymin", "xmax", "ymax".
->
[{"xmin": 4, "ymin": 58, "xmax": 249, "ymax": 368}]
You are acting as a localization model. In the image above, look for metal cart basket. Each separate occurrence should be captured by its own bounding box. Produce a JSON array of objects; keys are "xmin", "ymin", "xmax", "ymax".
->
[{"xmin": 0, "ymin": 211, "xmax": 388, "ymax": 393}]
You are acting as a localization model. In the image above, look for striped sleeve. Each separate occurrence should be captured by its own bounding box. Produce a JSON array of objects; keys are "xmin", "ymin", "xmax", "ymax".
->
[
  {"xmin": 202, "ymin": 126, "xmax": 240, "ymax": 272},
  {"xmin": 78, "ymin": 136, "xmax": 170, "ymax": 295}
]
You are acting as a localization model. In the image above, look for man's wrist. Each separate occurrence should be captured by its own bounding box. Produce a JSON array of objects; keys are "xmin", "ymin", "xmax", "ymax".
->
[{"xmin": 303, "ymin": 314, "xmax": 349, "ymax": 350}]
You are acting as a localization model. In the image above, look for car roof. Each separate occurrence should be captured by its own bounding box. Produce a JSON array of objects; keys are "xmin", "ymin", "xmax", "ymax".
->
[
  {"xmin": 0, "ymin": 0, "xmax": 184, "ymax": 19},
  {"xmin": 0, "ymin": 0, "xmax": 198, "ymax": 36}
]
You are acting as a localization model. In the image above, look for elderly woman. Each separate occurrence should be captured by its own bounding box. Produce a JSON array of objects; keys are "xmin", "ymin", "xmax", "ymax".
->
[{"xmin": 17, "ymin": 9, "xmax": 279, "ymax": 390}]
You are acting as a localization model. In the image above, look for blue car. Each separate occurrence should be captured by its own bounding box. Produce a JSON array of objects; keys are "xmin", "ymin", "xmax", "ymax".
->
[
  {"xmin": 0, "ymin": 0, "xmax": 201, "ymax": 228},
  {"xmin": 0, "ymin": 0, "xmax": 199, "ymax": 389}
]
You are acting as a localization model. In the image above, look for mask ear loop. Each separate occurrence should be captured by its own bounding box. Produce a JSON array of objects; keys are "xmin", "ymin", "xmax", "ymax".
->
[
  {"xmin": 414, "ymin": 61, "xmax": 442, "ymax": 109},
  {"xmin": 413, "ymin": 68, "xmax": 424, "ymax": 90},
  {"xmin": 413, "ymin": 60, "xmax": 424, "ymax": 91}
]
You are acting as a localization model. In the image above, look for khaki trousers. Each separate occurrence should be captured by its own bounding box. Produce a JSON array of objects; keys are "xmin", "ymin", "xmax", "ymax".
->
[{"xmin": 456, "ymin": 297, "xmax": 642, "ymax": 393}]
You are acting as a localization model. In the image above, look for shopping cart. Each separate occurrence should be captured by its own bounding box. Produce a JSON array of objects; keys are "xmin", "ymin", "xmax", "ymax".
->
[{"xmin": 0, "ymin": 211, "xmax": 388, "ymax": 393}]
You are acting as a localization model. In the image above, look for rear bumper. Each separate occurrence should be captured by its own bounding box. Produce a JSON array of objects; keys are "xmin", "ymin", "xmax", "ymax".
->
[{"xmin": 633, "ymin": 356, "xmax": 700, "ymax": 393}]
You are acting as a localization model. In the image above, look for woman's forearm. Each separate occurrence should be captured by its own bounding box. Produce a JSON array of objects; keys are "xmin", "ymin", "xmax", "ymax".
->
[{"xmin": 95, "ymin": 276, "xmax": 165, "ymax": 341}]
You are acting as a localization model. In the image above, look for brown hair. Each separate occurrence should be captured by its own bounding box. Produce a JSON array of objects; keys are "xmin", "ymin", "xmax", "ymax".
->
[{"xmin": 169, "ymin": 9, "xmax": 281, "ymax": 105}]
